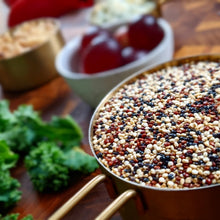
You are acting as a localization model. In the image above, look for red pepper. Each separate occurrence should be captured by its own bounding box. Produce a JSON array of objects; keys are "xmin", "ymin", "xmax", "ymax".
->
[
  {"xmin": 3, "ymin": 0, "xmax": 18, "ymax": 7},
  {"xmin": 8, "ymin": 0, "xmax": 94, "ymax": 27}
]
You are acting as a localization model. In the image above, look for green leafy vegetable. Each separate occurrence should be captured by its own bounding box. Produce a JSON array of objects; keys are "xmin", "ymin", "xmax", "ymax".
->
[
  {"xmin": 0, "ymin": 162, "xmax": 21, "ymax": 214},
  {"xmin": 35, "ymin": 115, "xmax": 83, "ymax": 149},
  {"xmin": 0, "ymin": 126, "xmax": 37, "ymax": 154},
  {"xmin": 0, "ymin": 101, "xmax": 16, "ymax": 132},
  {"xmin": 25, "ymin": 143, "xmax": 98, "ymax": 192},
  {"xmin": 0, "ymin": 141, "xmax": 18, "ymax": 169},
  {"xmin": 0, "ymin": 213, "xmax": 33, "ymax": 220},
  {"xmin": 63, "ymin": 147, "xmax": 98, "ymax": 174},
  {"xmin": 0, "ymin": 102, "xmax": 83, "ymax": 154},
  {"xmin": 21, "ymin": 215, "xmax": 33, "ymax": 220},
  {"xmin": 0, "ymin": 99, "xmax": 98, "ymax": 211},
  {"xmin": 0, "ymin": 104, "xmax": 43, "ymax": 154},
  {"xmin": 0, "ymin": 213, "xmax": 19, "ymax": 220},
  {"xmin": 25, "ymin": 142, "xmax": 70, "ymax": 192},
  {"xmin": 0, "ymin": 142, "xmax": 20, "ymax": 214}
]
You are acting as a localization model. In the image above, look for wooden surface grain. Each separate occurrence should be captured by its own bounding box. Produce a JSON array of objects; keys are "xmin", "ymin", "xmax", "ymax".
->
[{"xmin": 3, "ymin": 0, "xmax": 220, "ymax": 219}]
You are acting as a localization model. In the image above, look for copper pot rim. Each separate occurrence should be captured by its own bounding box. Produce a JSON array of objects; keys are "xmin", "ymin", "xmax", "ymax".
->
[
  {"xmin": 89, "ymin": 53, "xmax": 220, "ymax": 192},
  {"xmin": 0, "ymin": 17, "xmax": 61, "ymax": 62}
]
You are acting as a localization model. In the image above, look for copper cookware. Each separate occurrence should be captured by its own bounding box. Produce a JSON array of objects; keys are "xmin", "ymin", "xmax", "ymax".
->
[
  {"xmin": 0, "ymin": 18, "xmax": 64, "ymax": 92},
  {"xmin": 49, "ymin": 54, "xmax": 220, "ymax": 219}
]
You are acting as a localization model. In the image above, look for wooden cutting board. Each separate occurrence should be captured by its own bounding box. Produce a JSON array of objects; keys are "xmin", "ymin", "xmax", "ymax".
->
[{"xmin": 2, "ymin": 0, "xmax": 220, "ymax": 219}]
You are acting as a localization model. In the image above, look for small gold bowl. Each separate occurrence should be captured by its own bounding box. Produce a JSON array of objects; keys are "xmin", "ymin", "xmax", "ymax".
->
[{"xmin": 0, "ymin": 18, "xmax": 65, "ymax": 92}]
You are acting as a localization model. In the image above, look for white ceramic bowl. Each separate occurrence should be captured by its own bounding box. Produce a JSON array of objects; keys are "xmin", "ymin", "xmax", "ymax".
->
[{"xmin": 56, "ymin": 18, "xmax": 174, "ymax": 108}]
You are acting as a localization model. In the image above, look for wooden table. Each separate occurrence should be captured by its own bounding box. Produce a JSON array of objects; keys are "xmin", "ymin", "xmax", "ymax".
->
[{"xmin": 5, "ymin": 0, "xmax": 220, "ymax": 219}]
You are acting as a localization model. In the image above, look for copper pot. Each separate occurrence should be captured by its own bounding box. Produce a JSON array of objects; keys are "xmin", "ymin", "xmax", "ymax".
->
[
  {"xmin": 0, "ymin": 18, "xmax": 64, "ymax": 92},
  {"xmin": 49, "ymin": 54, "xmax": 220, "ymax": 220}
]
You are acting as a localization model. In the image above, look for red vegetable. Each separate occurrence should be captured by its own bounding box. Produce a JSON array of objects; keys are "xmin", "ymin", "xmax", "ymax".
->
[
  {"xmin": 79, "ymin": 26, "xmax": 110, "ymax": 55},
  {"xmin": 81, "ymin": 35, "xmax": 122, "ymax": 74},
  {"xmin": 121, "ymin": 47, "xmax": 148, "ymax": 65},
  {"xmin": 114, "ymin": 25, "xmax": 129, "ymax": 48},
  {"xmin": 3, "ymin": 0, "xmax": 18, "ymax": 7},
  {"xmin": 8, "ymin": 0, "xmax": 94, "ymax": 27},
  {"xmin": 128, "ymin": 15, "xmax": 164, "ymax": 51}
]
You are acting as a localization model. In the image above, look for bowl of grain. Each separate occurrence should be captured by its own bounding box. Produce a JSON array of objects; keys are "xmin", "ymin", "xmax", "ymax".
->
[
  {"xmin": 51, "ymin": 54, "xmax": 220, "ymax": 220},
  {"xmin": 89, "ymin": 54, "xmax": 220, "ymax": 220},
  {"xmin": 0, "ymin": 18, "xmax": 64, "ymax": 92}
]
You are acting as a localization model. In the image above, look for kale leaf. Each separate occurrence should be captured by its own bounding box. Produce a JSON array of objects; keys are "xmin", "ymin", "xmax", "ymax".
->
[
  {"xmin": 35, "ymin": 115, "xmax": 83, "ymax": 149},
  {"xmin": 0, "ymin": 104, "xmax": 43, "ymax": 154},
  {"xmin": 0, "ymin": 102, "xmax": 83, "ymax": 154},
  {"xmin": 0, "ymin": 213, "xmax": 33, "ymax": 220},
  {"xmin": 63, "ymin": 147, "xmax": 99, "ymax": 174},
  {"xmin": 0, "ymin": 101, "xmax": 16, "ymax": 132},
  {"xmin": 25, "ymin": 142, "xmax": 70, "ymax": 192},
  {"xmin": 0, "ymin": 100, "xmax": 98, "ymax": 204},
  {"xmin": 25, "ymin": 143, "xmax": 98, "ymax": 192},
  {"xmin": 0, "ymin": 142, "xmax": 20, "ymax": 214},
  {"xmin": 0, "ymin": 162, "xmax": 21, "ymax": 214},
  {"xmin": 0, "ymin": 140, "xmax": 18, "ymax": 169}
]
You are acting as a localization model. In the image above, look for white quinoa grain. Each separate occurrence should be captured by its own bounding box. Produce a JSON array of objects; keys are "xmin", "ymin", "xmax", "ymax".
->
[
  {"xmin": 192, "ymin": 170, "xmax": 199, "ymax": 175},
  {"xmin": 167, "ymin": 181, "xmax": 174, "ymax": 187},
  {"xmin": 159, "ymin": 177, "xmax": 165, "ymax": 183}
]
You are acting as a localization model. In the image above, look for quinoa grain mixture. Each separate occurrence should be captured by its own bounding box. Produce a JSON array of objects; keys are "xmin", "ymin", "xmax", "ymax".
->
[
  {"xmin": 92, "ymin": 61, "xmax": 220, "ymax": 189},
  {"xmin": 0, "ymin": 19, "xmax": 56, "ymax": 60}
]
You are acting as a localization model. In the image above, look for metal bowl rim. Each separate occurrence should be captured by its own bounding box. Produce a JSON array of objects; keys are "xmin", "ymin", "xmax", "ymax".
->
[
  {"xmin": 0, "ymin": 17, "xmax": 61, "ymax": 62},
  {"xmin": 89, "ymin": 53, "xmax": 220, "ymax": 192}
]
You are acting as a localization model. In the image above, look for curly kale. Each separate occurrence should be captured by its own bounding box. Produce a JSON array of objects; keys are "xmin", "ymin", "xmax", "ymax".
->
[
  {"xmin": 0, "ymin": 100, "xmax": 97, "ymax": 202},
  {"xmin": 25, "ymin": 142, "xmax": 70, "ymax": 192},
  {"xmin": 25, "ymin": 142, "xmax": 98, "ymax": 192},
  {"xmin": 63, "ymin": 147, "xmax": 98, "ymax": 174},
  {"xmin": 0, "ymin": 164, "xmax": 21, "ymax": 214},
  {"xmin": 0, "ymin": 140, "xmax": 18, "ymax": 170},
  {"xmin": 0, "ymin": 213, "xmax": 33, "ymax": 220},
  {"xmin": 0, "ymin": 141, "xmax": 20, "ymax": 214},
  {"xmin": 34, "ymin": 115, "xmax": 83, "ymax": 150},
  {"xmin": 0, "ymin": 101, "xmax": 16, "ymax": 132},
  {"xmin": 0, "ymin": 103, "xmax": 43, "ymax": 154},
  {"xmin": 0, "ymin": 101, "xmax": 83, "ymax": 154}
]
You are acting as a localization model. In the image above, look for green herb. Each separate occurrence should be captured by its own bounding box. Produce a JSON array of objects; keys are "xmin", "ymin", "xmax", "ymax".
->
[
  {"xmin": 0, "ymin": 101, "xmax": 83, "ymax": 154},
  {"xmin": 0, "ymin": 100, "xmax": 98, "ymax": 212},
  {"xmin": 35, "ymin": 115, "xmax": 83, "ymax": 149},
  {"xmin": 0, "ymin": 140, "xmax": 18, "ymax": 169},
  {"xmin": 25, "ymin": 142, "xmax": 69, "ymax": 192},
  {"xmin": 21, "ymin": 215, "xmax": 33, "ymax": 220},
  {"xmin": 0, "ymin": 162, "xmax": 21, "ymax": 214},
  {"xmin": 25, "ymin": 142, "xmax": 98, "ymax": 192},
  {"xmin": 0, "ymin": 101, "xmax": 16, "ymax": 132},
  {"xmin": 0, "ymin": 142, "xmax": 20, "ymax": 214},
  {"xmin": 0, "ymin": 213, "xmax": 33, "ymax": 220},
  {"xmin": 0, "ymin": 213, "xmax": 19, "ymax": 220},
  {"xmin": 63, "ymin": 147, "xmax": 98, "ymax": 174},
  {"xmin": 0, "ymin": 103, "xmax": 43, "ymax": 154}
]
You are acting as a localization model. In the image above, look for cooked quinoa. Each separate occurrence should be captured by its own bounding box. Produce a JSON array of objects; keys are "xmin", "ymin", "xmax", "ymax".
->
[{"xmin": 92, "ymin": 61, "xmax": 220, "ymax": 189}]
